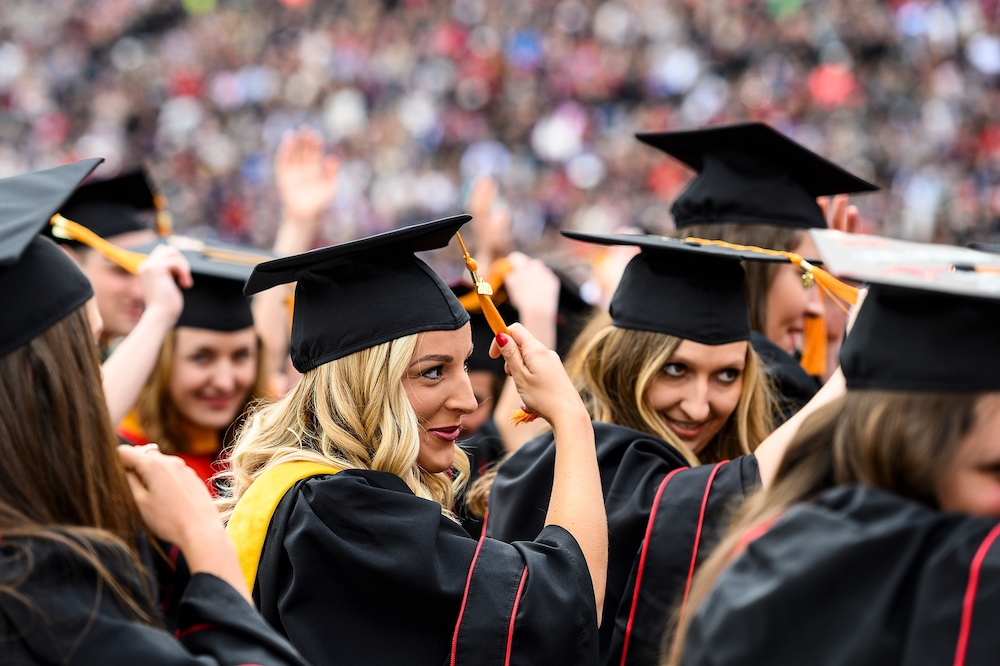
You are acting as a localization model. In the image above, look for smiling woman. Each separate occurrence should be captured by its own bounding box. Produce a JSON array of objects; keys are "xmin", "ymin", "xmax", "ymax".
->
[
  {"xmin": 218, "ymin": 216, "xmax": 607, "ymax": 666},
  {"xmin": 486, "ymin": 232, "xmax": 793, "ymax": 666},
  {"xmin": 117, "ymin": 247, "xmax": 269, "ymax": 490}
]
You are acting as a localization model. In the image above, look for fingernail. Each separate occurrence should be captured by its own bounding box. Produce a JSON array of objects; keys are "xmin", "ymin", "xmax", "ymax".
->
[{"xmin": 496, "ymin": 333, "xmax": 508, "ymax": 348}]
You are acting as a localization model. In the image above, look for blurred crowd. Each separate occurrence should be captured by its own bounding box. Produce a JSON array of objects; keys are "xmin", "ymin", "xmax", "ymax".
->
[{"xmin": 3, "ymin": 0, "xmax": 1000, "ymax": 257}]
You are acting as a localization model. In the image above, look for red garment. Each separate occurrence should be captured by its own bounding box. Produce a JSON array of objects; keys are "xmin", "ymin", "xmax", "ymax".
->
[{"xmin": 117, "ymin": 413, "xmax": 224, "ymax": 495}]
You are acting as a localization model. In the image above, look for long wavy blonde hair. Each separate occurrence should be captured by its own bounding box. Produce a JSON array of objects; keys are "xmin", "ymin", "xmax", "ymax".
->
[
  {"xmin": 217, "ymin": 334, "xmax": 470, "ymax": 520},
  {"xmin": 567, "ymin": 311, "xmax": 775, "ymax": 466}
]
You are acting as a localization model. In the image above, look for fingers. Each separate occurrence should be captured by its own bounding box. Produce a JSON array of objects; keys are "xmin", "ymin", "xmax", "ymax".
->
[
  {"xmin": 494, "ymin": 329, "xmax": 529, "ymax": 378},
  {"xmin": 846, "ymin": 205, "xmax": 859, "ymax": 233},
  {"xmin": 816, "ymin": 196, "xmax": 829, "ymax": 219},
  {"xmin": 122, "ymin": 468, "xmax": 149, "ymax": 502}
]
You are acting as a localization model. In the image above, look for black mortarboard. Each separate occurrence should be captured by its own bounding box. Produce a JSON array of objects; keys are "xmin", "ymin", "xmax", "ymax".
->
[
  {"xmin": 0, "ymin": 159, "xmax": 103, "ymax": 357},
  {"xmin": 811, "ymin": 230, "xmax": 1000, "ymax": 391},
  {"xmin": 54, "ymin": 168, "xmax": 158, "ymax": 244},
  {"xmin": 637, "ymin": 122, "xmax": 878, "ymax": 230},
  {"xmin": 245, "ymin": 215, "xmax": 472, "ymax": 373},
  {"xmin": 561, "ymin": 231, "xmax": 788, "ymax": 345},
  {"xmin": 134, "ymin": 238, "xmax": 269, "ymax": 332}
]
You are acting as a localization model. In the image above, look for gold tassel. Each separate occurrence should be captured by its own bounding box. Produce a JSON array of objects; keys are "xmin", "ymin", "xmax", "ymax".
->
[
  {"xmin": 456, "ymin": 257, "xmax": 513, "ymax": 312},
  {"xmin": 684, "ymin": 237, "xmax": 859, "ymax": 314},
  {"xmin": 455, "ymin": 232, "xmax": 537, "ymax": 426},
  {"xmin": 50, "ymin": 214, "xmax": 147, "ymax": 274}
]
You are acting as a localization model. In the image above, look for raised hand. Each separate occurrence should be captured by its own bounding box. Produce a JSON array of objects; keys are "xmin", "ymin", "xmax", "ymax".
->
[
  {"xmin": 137, "ymin": 244, "xmax": 192, "ymax": 325},
  {"xmin": 275, "ymin": 126, "xmax": 340, "ymax": 228},
  {"xmin": 817, "ymin": 193, "xmax": 859, "ymax": 233},
  {"xmin": 489, "ymin": 323, "xmax": 587, "ymax": 427},
  {"xmin": 502, "ymin": 252, "xmax": 560, "ymax": 349}
]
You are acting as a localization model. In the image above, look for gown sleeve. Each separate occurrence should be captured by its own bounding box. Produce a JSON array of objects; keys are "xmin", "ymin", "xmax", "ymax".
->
[
  {"xmin": 901, "ymin": 516, "xmax": 1000, "ymax": 666},
  {"xmin": 0, "ymin": 538, "xmax": 308, "ymax": 666},
  {"xmin": 608, "ymin": 455, "xmax": 760, "ymax": 666},
  {"xmin": 254, "ymin": 469, "xmax": 598, "ymax": 666},
  {"xmin": 679, "ymin": 485, "xmax": 999, "ymax": 666},
  {"xmin": 486, "ymin": 422, "xmax": 694, "ymax": 664}
]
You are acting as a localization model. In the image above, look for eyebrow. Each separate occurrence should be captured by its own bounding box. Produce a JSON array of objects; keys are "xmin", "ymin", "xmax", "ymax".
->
[{"xmin": 409, "ymin": 354, "xmax": 453, "ymax": 368}]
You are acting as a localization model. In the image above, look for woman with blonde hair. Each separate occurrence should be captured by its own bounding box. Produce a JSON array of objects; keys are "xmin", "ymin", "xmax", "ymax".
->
[
  {"xmin": 671, "ymin": 263, "xmax": 1000, "ymax": 665},
  {"xmin": 487, "ymin": 231, "xmax": 815, "ymax": 666},
  {"xmin": 220, "ymin": 215, "xmax": 607, "ymax": 666}
]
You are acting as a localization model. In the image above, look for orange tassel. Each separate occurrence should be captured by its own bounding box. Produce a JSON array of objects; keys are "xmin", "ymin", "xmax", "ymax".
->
[
  {"xmin": 50, "ymin": 214, "xmax": 147, "ymax": 274},
  {"xmin": 455, "ymin": 232, "xmax": 538, "ymax": 426},
  {"xmin": 799, "ymin": 299, "xmax": 827, "ymax": 377},
  {"xmin": 457, "ymin": 257, "xmax": 514, "ymax": 312}
]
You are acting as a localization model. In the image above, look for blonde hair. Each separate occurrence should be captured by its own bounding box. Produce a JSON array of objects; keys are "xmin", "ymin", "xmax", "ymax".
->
[
  {"xmin": 135, "ymin": 328, "xmax": 269, "ymax": 454},
  {"xmin": 217, "ymin": 334, "xmax": 470, "ymax": 520},
  {"xmin": 567, "ymin": 311, "xmax": 775, "ymax": 466}
]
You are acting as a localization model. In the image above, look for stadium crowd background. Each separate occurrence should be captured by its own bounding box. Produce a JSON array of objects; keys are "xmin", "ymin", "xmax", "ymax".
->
[{"xmin": 2, "ymin": 0, "xmax": 1000, "ymax": 260}]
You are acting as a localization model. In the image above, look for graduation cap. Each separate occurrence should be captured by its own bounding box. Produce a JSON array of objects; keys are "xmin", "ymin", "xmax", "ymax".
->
[
  {"xmin": 636, "ymin": 122, "xmax": 878, "ymax": 229},
  {"xmin": 0, "ymin": 159, "xmax": 103, "ymax": 357},
  {"xmin": 53, "ymin": 168, "xmax": 163, "ymax": 245},
  {"xmin": 245, "ymin": 215, "xmax": 471, "ymax": 373},
  {"xmin": 561, "ymin": 231, "xmax": 790, "ymax": 345},
  {"xmin": 134, "ymin": 237, "xmax": 272, "ymax": 333},
  {"xmin": 809, "ymin": 230, "xmax": 1000, "ymax": 392}
]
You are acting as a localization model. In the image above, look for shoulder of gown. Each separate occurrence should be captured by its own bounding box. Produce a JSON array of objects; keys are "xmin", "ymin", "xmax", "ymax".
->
[
  {"xmin": 607, "ymin": 454, "xmax": 759, "ymax": 666},
  {"xmin": 255, "ymin": 468, "xmax": 600, "ymax": 666},
  {"xmin": 681, "ymin": 485, "xmax": 1000, "ymax": 666}
]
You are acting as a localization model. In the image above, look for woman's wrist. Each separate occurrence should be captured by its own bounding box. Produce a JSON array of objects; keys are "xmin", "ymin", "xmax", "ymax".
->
[{"xmin": 549, "ymin": 403, "xmax": 593, "ymax": 440}]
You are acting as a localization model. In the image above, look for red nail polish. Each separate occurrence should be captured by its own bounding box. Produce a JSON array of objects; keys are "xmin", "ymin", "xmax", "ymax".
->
[{"xmin": 496, "ymin": 333, "xmax": 508, "ymax": 348}]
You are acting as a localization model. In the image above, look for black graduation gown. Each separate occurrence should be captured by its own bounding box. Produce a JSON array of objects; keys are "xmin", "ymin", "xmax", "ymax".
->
[
  {"xmin": 750, "ymin": 331, "xmax": 820, "ymax": 423},
  {"xmin": 0, "ymin": 537, "xmax": 308, "ymax": 666},
  {"xmin": 458, "ymin": 418, "xmax": 507, "ymax": 539},
  {"xmin": 253, "ymin": 468, "xmax": 599, "ymax": 666},
  {"xmin": 486, "ymin": 422, "xmax": 759, "ymax": 665},
  {"xmin": 681, "ymin": 485, "xmax": 1000, "ymax": 666}
]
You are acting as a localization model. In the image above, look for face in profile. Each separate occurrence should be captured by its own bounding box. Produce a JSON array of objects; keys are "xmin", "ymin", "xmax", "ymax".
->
[
  {"xmin": 936, "ymin": 395, "xmax": 1000, "ymax": 517},
  {"xmin": 764, "ymin": 234, "xmax": 825, "ymax": 355},
  {"xmin": 403, "ymin": 324, "xmax": 478, "ymax": 474},
  {"xmin": 168, "ymin": 326, "xmax": 259, "ymax": 432},
  {"xmin": 644, "ymin": 339, "xmax": 747, "ymax": 455}
]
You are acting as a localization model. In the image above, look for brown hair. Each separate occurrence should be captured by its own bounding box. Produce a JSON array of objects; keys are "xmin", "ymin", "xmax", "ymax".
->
[
  {"xmin": 0, "ymin": 306, "xmax": 155, "ymax": 623},
  {"xmin": 135, "ymin": 328, "xmax": 269, "ymax": 454},
  {"xmin": 567, "ymin": 310, "xmax": 774, "ymax": 466},
  {"xmin": 680, "ymin": 223, "xmax": 804, "ymax": 334},
  {"xmin": 667, "ymin": 390, "xmax": 983, "ymax": 664}
]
